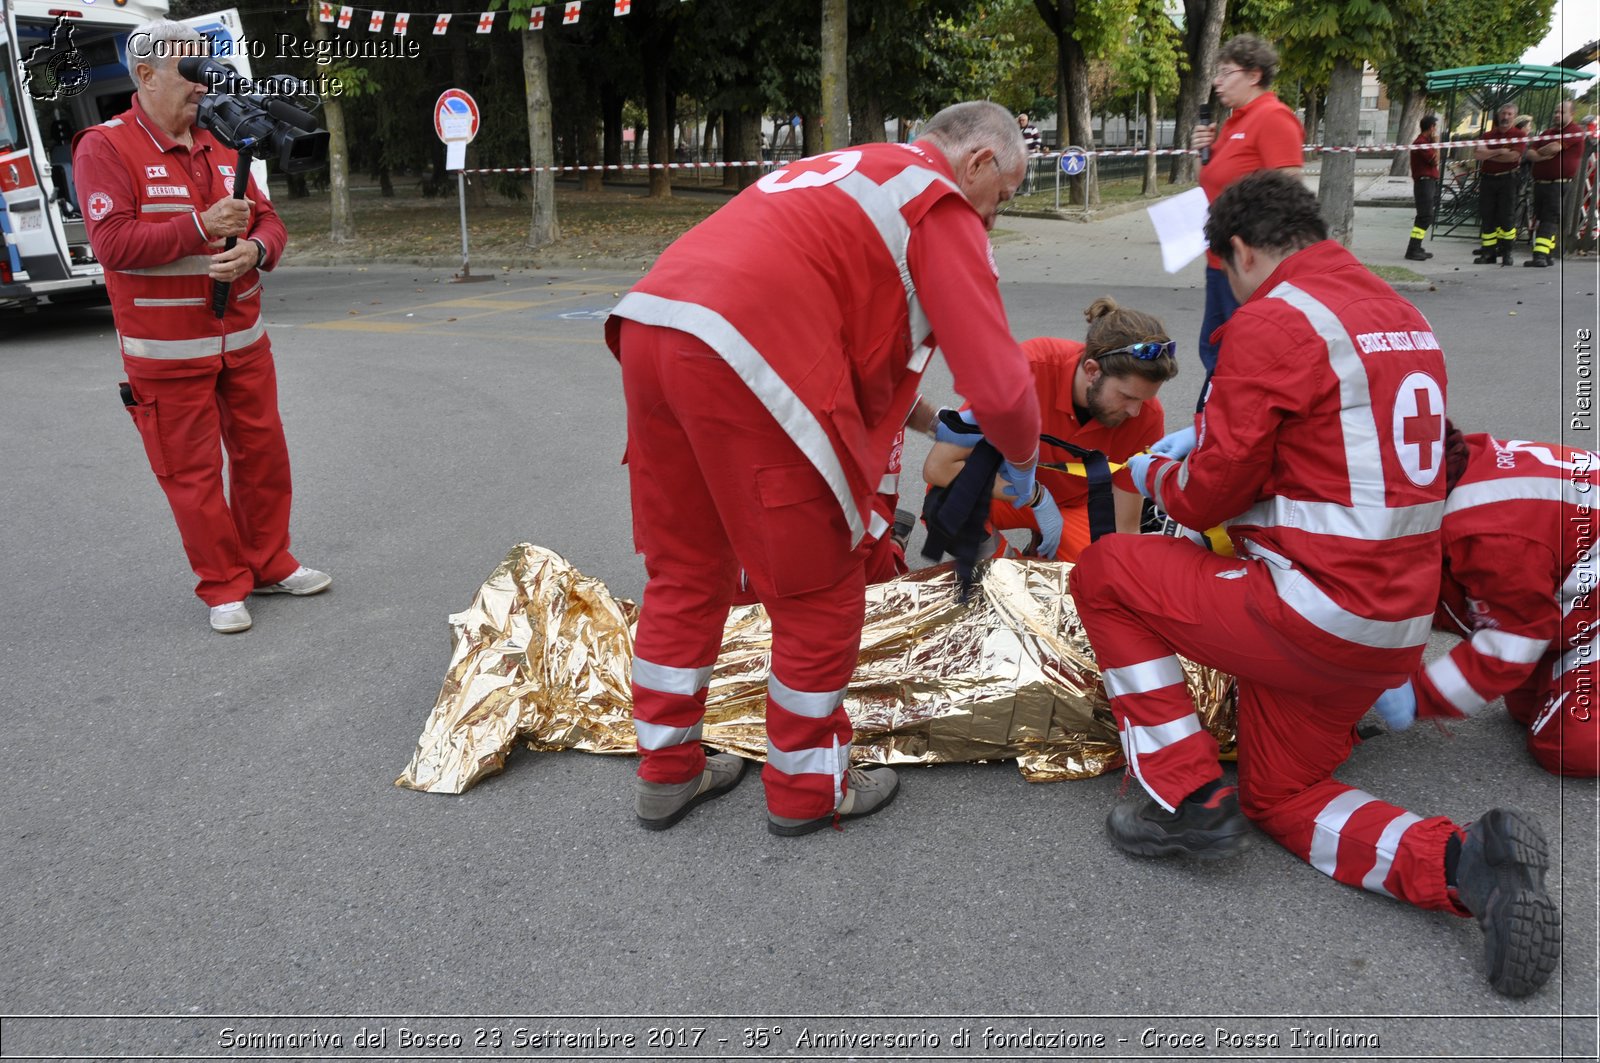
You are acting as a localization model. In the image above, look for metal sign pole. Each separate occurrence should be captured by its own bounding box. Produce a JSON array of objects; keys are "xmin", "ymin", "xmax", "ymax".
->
[{"xmin": 457, "ymin": 170, "xmax": 470, "ymax": 278}]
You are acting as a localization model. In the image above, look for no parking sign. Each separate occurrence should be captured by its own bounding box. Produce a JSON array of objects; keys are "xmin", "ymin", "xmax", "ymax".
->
[{"xmin": 434, "ymin": 88, "xmax": 480, "ymax": 172}]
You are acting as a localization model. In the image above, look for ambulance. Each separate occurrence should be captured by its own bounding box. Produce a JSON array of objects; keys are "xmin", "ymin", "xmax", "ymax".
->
[{"xmin": 0, "ymin": 0, "xmax": 258, "ymax": 309}]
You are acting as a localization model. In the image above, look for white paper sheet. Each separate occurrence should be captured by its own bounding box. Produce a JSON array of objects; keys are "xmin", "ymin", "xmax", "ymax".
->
[{"xmin": 1146, "ymin": 186, "xmax": 1211, "ymax": 273}]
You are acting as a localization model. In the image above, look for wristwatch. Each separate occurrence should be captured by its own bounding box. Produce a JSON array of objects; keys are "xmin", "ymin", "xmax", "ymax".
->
[{"xmin": 248, "ymin": 237, "xmax": 267, "ymax": 269}]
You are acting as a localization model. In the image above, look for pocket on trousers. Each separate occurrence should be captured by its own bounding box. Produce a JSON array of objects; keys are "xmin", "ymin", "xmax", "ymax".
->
[
  {"xmin": 754, "ymin": 460, "xmax": 852, "ymax": 598},
  {"xmin": 120, "ymin": 382, "xmax": 169, "ymax": 477}
]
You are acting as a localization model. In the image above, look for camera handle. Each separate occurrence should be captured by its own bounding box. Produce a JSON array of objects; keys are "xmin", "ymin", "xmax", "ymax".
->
[{"xmin": 211, "ymin": 144, "xmax": 256, "ymax": 319}]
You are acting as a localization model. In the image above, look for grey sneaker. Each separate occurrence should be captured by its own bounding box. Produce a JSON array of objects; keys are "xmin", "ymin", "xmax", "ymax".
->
[
  {"xmin": 208, "ymin": 601, "xmax": 252, "ymax": 634},
  {"xmin": 254, "ymin": 566, "xmax": 332, "ymax": 596},
  {"xmin": 635, "ymin": 753, "xmax": 747, "ymax": 830},
  {"xmin": 767, "ymin": 766, "xmax": 900, "ymax": 836},
  {"xmin": 1456, "ymin": 808, "xmax": 1562, "ymax": 997}
]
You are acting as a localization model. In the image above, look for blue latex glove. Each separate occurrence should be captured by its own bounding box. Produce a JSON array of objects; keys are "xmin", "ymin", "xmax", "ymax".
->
[
  {"xmin": 1373, "ymin": 680, "xmax": 1417, "ymax": 731},
  {"xmin": 998, "ymin": 459, "xmax": 1037, "ymax": 511},
  {"xmin": 1151, "ymin": 425, "xmax": 1198, "ymax": 459},
  {"xmin": 933, "ymin": 407, "xmax": 984, "ymax": 447},
  {"xmin": 1127, "ymin": 452, "xmax": 1156, "ymax": 499},
  {"xmin": 1030, "ymin": 485, "xmax": 1063, "ymax": 559}
]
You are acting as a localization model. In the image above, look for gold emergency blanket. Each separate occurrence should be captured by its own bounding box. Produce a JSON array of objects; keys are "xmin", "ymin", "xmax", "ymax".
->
[{"xmin": 397, "ymin": 544, "xmax": 1236, "ymax": 794}]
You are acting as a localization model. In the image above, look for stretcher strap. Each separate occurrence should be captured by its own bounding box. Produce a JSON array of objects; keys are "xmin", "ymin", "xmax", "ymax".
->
[{"xmin": 1039, "ymin": 434, "xmax": 1116, "ymax": 544}]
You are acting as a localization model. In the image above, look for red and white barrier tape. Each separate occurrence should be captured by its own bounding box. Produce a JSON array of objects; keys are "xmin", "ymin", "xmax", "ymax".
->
[{"xmin": 461, "ymin": 131, "xmax": 1596, "ymax": 176}]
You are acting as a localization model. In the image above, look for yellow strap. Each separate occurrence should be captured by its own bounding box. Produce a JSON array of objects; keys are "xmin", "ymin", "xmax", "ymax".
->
[{"xmin": 1039, "ymin": 459, "xmax": 1127, "ymax": 477}]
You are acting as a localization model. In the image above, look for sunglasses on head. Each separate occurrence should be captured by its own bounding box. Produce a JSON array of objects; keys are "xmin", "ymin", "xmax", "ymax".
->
[{"xmin": 1099, "ymin": 340, "xmax": 1176, "ymax": 361}]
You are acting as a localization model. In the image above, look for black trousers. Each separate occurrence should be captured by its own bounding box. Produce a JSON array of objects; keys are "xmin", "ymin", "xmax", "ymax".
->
[
  {"xmin": 1479, "ymin": 172, "xmax": 1517, "ymax": 243},
  {"xmin": 1411, "ymin": 177, "xmax": 1437, "ymax": 231},
  {"xmin": 1531, "ymin": 180, "xmax": 1567, "ymax": 254}
]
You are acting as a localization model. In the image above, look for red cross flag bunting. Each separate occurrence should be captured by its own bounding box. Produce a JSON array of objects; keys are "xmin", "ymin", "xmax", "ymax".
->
[
  {"xmin": 563, "ymin": 1, "xmax": 581, "ymax": 24},
  {"xmin": 367, "ymin": 9, "xmax": 384, "ymax": 31},
  {"xmin": 336, "ymin": 5, "xmax": 353, "ymax": 27},
  {"xmin": 317, "ymin": 1, "xmax": 333, "ymax": 21},
  {"xmin": 529, "ymin": 6, "xmax": 546, "ymax": 29},
  {"xmin": 432, "ymin": 12, "xmax": 450, "ymax": 32},
  {"xmin": 476, "ymin": 10, "xmax": 495, "ymax": 32},
  {"xmin": 392, "ymin": 11, "xmax": 409, "ymax": 33},
  {"xmin": 613, "ymin": 0, "xmax": 630, "ymax": 14}
]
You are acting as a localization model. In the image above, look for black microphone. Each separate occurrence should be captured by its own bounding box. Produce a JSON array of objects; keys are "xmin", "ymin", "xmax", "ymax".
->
[{"xmin": 1198, "ymin": 103, "xmax": 1212, "ymax": 165}]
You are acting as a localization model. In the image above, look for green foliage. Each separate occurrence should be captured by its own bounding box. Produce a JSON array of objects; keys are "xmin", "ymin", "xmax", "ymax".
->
[
  {"xmin": 1117, "ymin": 0, "xmax": 1185, "ymax": 97},
  {"xmin": 1379, "ymin": 0, "xmax": 1558, "ymax": 94},
  {"xmin": 961, "ymin": 0, "xmax": 1060, "ymax": 117}
]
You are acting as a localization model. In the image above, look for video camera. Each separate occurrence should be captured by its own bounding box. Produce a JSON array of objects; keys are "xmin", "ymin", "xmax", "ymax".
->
[{"xmin": 176, "ymin": 56, "xmax": 329, "ymax": 174}]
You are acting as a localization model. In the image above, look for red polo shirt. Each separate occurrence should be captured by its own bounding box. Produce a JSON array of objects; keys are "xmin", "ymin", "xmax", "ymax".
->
[
  {"xmin": 1198, "ymin": 91, "xmax": 1304, "ymax": 268},
  {"xmin": 1478, "ymin": 125, "xmax": 1527, "ymax": 175},
  {"xmin": 1531, "ymin": 122, "xmax": 1582, "ymax": 180},
  {"xmin": 1410, "ymin": 133, "xmax": 1439, "ymax": 179}
]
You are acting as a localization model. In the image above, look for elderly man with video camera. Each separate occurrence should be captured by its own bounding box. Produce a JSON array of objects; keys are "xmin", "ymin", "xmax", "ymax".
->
[{"xmin": 74, "ymin": 19, "xmax": 329, "ymax": 635}]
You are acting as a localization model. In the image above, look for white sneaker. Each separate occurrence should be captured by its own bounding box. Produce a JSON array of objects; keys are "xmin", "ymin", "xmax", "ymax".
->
[
  {"xmin": 253, "ymin": 565, "xmax": 332, "ymax": 596},
  {"xmin": 209, "ymin": 601, "xmax": 253, "ymax": 633}
]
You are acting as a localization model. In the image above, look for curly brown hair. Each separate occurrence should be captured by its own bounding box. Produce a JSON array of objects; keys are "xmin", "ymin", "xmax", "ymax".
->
[
  {"xmin": 1217, "ymin": 34, "xmax": 1279, "ymax": 89},
  {"xmin": 1082, "ymin": 297, "xmax": 1180, "ymax": 383}
]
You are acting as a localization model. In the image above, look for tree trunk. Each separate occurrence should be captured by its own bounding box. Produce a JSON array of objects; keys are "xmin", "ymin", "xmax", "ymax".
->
[
  {"xmin": 802, "ymin": 113, "xmax": 821, "ymax": 157},
  {"xmin": 642, "ymin": 45, "xmax": 671, "ymax": 198},
  {"xmin": 1062, "ymin": 30, "xmax": 1098, "ymax": 205},
  {"xmin": 722, "ymin": 111, "xmax": 743, "ymax": 189},
  {"xmin": 1388, "ymin": 86, "xmax": 1427, "ymax": 177},
  {"xmin": 702, "ymin": 109, "xmax": 719, "ymax": 164},
  {"xmin": 738, "ymin": 111, "xmax": 762, "ymax": 188},
  {"xmin": 579, "ymin": 108, "xmax": 603, "ymax": 193},
  {"xmin": 1168, "ymin": 0, "xmax": 1225, "ymax": 184},
  {"xmin": 1303, "ymin": 91, "xmax": 1323, "ymax": 146},
  {"xmin": 1143, "ymin": 82, "xmax": 1159, "ymax": 195},
  {"xmin": 309, "ymin": 6, "xmax": 352, "ymax": 241},
  {"xmin": 522, "ymin": 27, "xmax": 559, "ymax": 248},
  {"xmin": 849, "ymin": 90, "xmax": 885, "ymax": 144},
  {"xmin": 820, "ymin": 0, "xmax": 848, "ymax": 149},
  {"xmin": 602, "ymin": 87, "xmax": 623, "ymax": 172},
  {"xmin": 1318, "ymin": 59, "xmax": 1361, "ymax": 246}
]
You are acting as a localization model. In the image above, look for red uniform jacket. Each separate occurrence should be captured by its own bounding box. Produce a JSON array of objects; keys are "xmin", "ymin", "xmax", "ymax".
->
[
  {"xmin": 1417, "ymin": 434, "xmax": 1599, "ymax": 719},
  {"xmin": 606, "ymin": 141, "xmax": 1039, "ymax": 546},
  {"xmin": 1147, "ymin": 241, "xmax": 1448, "ymax": 678}
]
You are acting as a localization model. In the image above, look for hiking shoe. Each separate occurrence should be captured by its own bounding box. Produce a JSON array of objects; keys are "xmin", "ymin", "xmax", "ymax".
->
[
  {"xmin": 208, "ymin": 601, "xmax": 252, "ymax": 634},
  {"xmin": 635, "ymin": 753, "xmax": 747, "ymax": 830},
  {"xmin": 1106, "ymin": 783, "xmax": 1251, "ymax": 860},
  {"xmin": 1456, "ymin": 808, "xmax": 1562, "ymax": 997},
  {"xmin": 768, "ymin": 766, "xmax": 900, "ymax": 836},
  {"xmin": 891, "ymin": 508, "xmax": 916, "ymax": 550},
  {"xmin": 254, "ymin": 566, "xmax": 332, "ymax": 596}
]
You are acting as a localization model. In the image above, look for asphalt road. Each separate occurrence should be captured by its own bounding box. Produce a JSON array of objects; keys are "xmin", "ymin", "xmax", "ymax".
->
[{"xmin": 1, "ymin": 207, "xmax": 1597, "ymax": 1062}]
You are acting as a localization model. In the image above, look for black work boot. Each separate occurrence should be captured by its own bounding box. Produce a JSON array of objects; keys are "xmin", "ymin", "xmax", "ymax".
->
[
  {"xmin": 1455, "ymin": 808, "xmax": 1562, "ymax": 998},
  {"xmin": 1523, "ymin": 253, "xmax": 1551, "ymax": 268},
  {"xmin": 1499, "ymin": 244, "xmax": 1515, "ymax": 267},
  {"xmin": 1106, "ymin": 781, "xmax": 1251, "ymax": 860},
  {"xmin": 1405, "ymin": 238, "xmax": 1432, "ymax": 261},
  {"xmin": 1473, "ymin": 245, "xmax": 1497, "ymax": 264}
]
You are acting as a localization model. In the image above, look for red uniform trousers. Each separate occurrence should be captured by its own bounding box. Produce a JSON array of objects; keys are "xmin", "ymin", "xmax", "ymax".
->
[
  {"xmin": 123, "ymin": 340, "xmax": 298, "ymax": 606},
  {"xmin": 1070, "ymin": 535, "xmax": 1462, "ymax": 913},
  {"xmin": 1503, "ymin": 648, "xmax": 1599, "ymax": 778},
  {"xmin": 619, "ymin": 320, "xmax": 865, "ymax": 820}
]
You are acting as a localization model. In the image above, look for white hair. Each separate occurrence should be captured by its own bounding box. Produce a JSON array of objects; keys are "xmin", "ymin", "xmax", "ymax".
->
[
  {"xmin": 921, "ymin": 101, "xmax": 1027, "ymax": 172},
  {"xmin": 125, "ymin": 19, "xmax": 204, "ymax": 76}
]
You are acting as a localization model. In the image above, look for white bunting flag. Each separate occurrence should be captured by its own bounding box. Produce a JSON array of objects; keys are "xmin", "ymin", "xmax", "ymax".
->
[
  {"xmin": 563, "ymin": 1, "xmax": 581, "ymax": 24},
  {"xmin": 336, "ymin": 5, "xmax": 353, "ymax": 28},
  {"xmin": 476, "ymin": 10, "xmax": 495, "ymax": 32},
  {"xmin": 432, "ymin": 12, "xmax": 451, "ymax": 32},
  {"xmin": 317, "ymin": 1, "xmax": 334, "ymax": 22},
  {"xmin": 393, "ymin": 11, "xmax": 409, "ymax": 33},
  {"xmin": 529, "ymin": 6, "xmax": 546, "ymax": 30},
  {"xmin": 367, "ymin": 10, "xmax": 384, "ymax": 31},
  {"xmin": 613, "ymin": 0, "xmax": 630, "ymax": 14}
]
